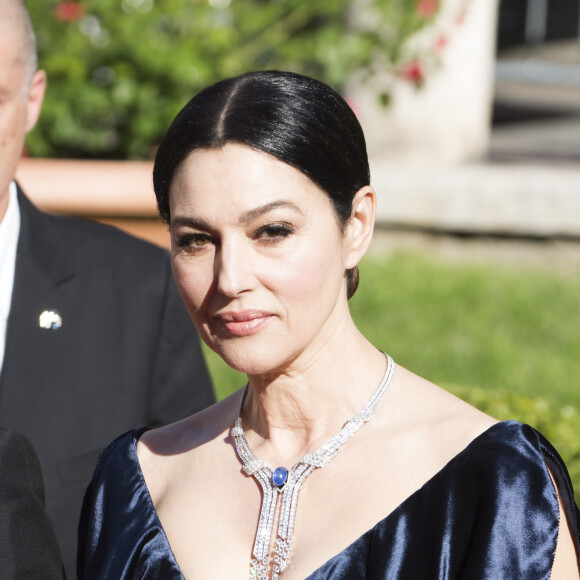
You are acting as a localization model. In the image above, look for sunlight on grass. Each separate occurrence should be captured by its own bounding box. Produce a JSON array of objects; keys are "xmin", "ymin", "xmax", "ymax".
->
[{"xmin": 350, "ymin": 251, "xmax": 580, "ymax": 407}]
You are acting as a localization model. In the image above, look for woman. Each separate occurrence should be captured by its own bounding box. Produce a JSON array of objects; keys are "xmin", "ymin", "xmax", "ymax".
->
[{"xmin": 78, "ymin": 71, "xmax": 580, "ymax": 579}]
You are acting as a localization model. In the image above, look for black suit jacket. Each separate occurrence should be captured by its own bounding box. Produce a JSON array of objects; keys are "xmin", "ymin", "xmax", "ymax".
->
[
  {"xmin": 0, "ymin": 187, "xmax": 214, "ymax": 577},
  {"xmin": 0, "ymin": 427, "xmax": 64, "ymax": 579}
]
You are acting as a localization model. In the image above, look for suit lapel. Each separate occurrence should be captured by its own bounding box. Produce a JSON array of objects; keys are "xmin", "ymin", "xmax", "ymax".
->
[
  {"xmin": 14, "ymin": 185, "xmax": 75, "ymax": 287},
  {"xmin": 0, "ymin": 186, "xmax": 77, "ymax": 417}
]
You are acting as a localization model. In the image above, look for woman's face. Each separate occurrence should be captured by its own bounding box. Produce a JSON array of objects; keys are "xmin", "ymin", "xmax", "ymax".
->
[{"xmin": 169, "ymin": 143, "xmax": 354, "ymax": 376}]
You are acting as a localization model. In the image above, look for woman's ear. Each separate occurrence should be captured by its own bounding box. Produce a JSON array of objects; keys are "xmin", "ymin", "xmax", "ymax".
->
[{"xmin": 344, "ymin": 185, "xmax": 376, "ymax": 269}]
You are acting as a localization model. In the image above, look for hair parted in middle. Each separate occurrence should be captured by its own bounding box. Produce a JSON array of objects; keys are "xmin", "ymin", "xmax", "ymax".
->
[{"xmin": 153, "ymin": 70, "xmax": 371, "ymax": 298}]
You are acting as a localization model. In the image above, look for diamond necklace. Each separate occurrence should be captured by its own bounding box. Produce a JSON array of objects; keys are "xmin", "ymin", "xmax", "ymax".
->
[{"xmin": 231, "ymin": 352, "xmax": 395, "ymax": 580}]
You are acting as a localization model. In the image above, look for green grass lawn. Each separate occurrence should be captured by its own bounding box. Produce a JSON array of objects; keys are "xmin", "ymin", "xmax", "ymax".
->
[
  {"xmin": 351, "ymin": 251, "xmax": 580, "ymax": 407},
  {"xmin": 202, "ymin": 249, "xmax": 580, "ymax": 497}
]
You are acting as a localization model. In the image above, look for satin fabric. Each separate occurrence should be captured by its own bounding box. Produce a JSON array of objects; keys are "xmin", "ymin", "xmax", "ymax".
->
[{"xmin": 77, "ymin": 421, "xmax": 580, "ymax": 579}]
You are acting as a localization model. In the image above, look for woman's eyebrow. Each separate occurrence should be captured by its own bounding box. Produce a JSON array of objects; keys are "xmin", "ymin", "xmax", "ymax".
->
[
  {"xmin": 239, "ymin": 200, "xmax": 304, "ymax": 223},
  {"xmin": 172, "ymin": 201, "xmax": 304, "ymax": 230},
  {"xmin": 171, "ymin": 216, "xmax": 210, "ymax": 230}
]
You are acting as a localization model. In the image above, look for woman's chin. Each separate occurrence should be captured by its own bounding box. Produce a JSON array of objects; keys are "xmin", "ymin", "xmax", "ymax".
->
[
  {"xmin": 209, "ymin": 340, "xmax": 285, "ymax": 377},
  {"xmin": 224, "ymin": 356, "xmax": 273, "ymax": 377}
]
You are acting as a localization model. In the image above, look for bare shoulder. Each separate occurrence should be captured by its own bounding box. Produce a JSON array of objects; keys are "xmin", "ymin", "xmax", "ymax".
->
[
  {"xmin": 140, "ymin": 390, "xmax": 240, "ymax": 453},
  {"xmin": 389, "ymin": 364, "xmax": 498, "ymax": 467},
  {"xmin": 137, "ymin": 389, "xmax": 242, "ymax": 498}
]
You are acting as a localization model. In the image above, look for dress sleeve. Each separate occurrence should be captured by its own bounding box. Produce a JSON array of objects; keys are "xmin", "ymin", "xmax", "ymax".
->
[
  {"xmin": 77, "ymin": 431, "xmax": 142, "ymax": 579},
  {"xmin": 77, "ymin": 428, "xmax": 183, "ymax": 580},
  {"xmin": 77, "ymin": 434, "xmax": 114, "ymax": 579},
  {"xmin": 455, "ymin": 423, "xmax": 579, "ymax": 579}
]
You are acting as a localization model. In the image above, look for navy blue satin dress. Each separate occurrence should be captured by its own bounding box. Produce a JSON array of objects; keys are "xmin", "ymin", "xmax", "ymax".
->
[{"xmin": 77, "ymin": 421, "xmax": 580, "ymax": 579}]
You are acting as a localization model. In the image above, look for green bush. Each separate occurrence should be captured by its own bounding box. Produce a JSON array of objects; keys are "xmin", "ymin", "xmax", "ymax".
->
[{"xmin": 27, "ymin": 0, "xmax": 438, "ymax": 159}]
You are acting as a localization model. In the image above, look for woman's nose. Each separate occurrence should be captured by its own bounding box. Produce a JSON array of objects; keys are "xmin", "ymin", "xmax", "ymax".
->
[{"xmin": 215, "ymin": 239, "xmax": 254, "ymax": 297}]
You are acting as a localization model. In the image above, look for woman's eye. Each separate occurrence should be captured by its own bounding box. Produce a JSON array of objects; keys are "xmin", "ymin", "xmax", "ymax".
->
[
  {"xmin": 192, "ymin": 235, "xmax": 211, "ymax": 247},
  {"xmin": 254, "ymin": 224, "xmax": 294, "ymax": 241},
  {"xmin": 175, "ymin": 233, "xmax": 213, "ymax": 250}
]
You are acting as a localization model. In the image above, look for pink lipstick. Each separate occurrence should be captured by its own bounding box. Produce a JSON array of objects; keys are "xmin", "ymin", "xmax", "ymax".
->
[{"xmin": 216, "ymin": 310, "xmax": 273, "ymax": 336}]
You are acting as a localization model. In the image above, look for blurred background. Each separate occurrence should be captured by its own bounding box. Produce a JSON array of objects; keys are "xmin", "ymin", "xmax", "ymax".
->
[{"xmin": 18, "ymin": 0, "xmax": 580, "ymax": 493}]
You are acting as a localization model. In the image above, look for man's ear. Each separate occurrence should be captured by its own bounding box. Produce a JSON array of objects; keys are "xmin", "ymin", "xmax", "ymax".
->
[
  {"xmin": 25, "ymin": 69, "xmax": 46, "ymax": 133},
  {"xmin": 344, "ymin": 185, "xmax": 376, "ymax": 270}
]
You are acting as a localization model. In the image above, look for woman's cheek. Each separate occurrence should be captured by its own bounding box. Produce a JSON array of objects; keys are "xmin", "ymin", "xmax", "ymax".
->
[
  {"xmin": 281, "ymin": 243, "xmax": 338, "ymax": 295},
  {"xmin": 268, "ymin": 243, "xmax": 321, "ymax": 288},
  {"xmin": 173, "ymin": 262, "xmax": 213, "ymax": 314}
]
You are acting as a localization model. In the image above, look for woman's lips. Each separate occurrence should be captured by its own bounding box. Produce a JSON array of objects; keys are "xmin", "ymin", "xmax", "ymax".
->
[{"xmin": 215, "ymin": 310, "xmax": 273, "ymax": 336}]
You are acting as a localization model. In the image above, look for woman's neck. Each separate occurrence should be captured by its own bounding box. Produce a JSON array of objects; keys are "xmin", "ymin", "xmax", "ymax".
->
[{"xmin": 239, "ymin": 331, "xmax": 388, "ymax": 467}]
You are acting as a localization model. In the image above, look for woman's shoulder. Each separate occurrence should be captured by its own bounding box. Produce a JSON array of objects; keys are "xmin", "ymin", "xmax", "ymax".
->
[
  {"xmin": 389, "ymin": 364, "xmax": 498, "ymax": 464},
  {"xmin": 389, "ymin": 365, "xmax": 574, "ymax": 490},
  {"xmin": 139, "ymin": 388, "xmax": 242, "ymax": 455},
  {"xmin": 136, "ymin": 389, "xmax": 243, "ymax": 499}
]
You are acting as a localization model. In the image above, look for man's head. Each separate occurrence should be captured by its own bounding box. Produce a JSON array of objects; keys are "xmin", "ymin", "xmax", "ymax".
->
[{"xmin": 0, "ymin": 0, "xmax": 46, "ymax": 219}]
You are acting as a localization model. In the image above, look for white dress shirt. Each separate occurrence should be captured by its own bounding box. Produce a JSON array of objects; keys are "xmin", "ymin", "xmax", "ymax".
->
[{"xmin": 0, "ymin": 181, "xmax": 21, "ymax": 375}]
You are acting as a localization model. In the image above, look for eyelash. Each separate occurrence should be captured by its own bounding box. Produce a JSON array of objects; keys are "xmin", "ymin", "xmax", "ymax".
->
[
  {"xmin": 174, "ymin": 233, "xmax": 213, "ymax": 250},
  {"xmin": 253, "ymin": 223, "xmax": 294, "ymax": 241},
  {"xmin": 174, "ymin": 223, "xmax": 294, "ymax": 252}
]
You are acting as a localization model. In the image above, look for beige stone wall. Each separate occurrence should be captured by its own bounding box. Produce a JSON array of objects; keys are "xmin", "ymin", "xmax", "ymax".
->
[{"xmin": 348, "ymin": 0, "xmax": 499, "ymax": 163}]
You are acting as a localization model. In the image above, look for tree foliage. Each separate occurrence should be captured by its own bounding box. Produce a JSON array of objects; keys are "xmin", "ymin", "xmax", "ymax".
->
[{"xmin": 27, "ymin": 0, "xmax": 438, "ymax": 159}]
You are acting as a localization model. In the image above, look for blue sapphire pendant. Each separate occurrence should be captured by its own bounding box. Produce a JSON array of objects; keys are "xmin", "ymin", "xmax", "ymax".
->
[{"xmin": 272, "ymin": 467, "xmax": 288, "ymax": 488}]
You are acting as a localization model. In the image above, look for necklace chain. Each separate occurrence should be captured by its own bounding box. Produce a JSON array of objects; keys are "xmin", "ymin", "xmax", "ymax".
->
[{"xmin": 231, "ymin": 352, "xmax": 395, "ymax": 580}]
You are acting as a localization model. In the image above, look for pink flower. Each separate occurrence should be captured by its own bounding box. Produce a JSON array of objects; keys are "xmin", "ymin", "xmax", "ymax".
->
[
  {"xmin": 455, "ymin": 7, "xmax": 468, "ymax": 24},
  {"xmin": 54, "ymin": 2, "xmax": 85, "ymax": 22},
  {"xmin": 399, "ymin": 61, "xmax": 425, "ymax": 88},
  {"xmin": 417, "ymin": 0, "xmax": 438, "ymax": 18},
  {"xmin": 434, "ymin": 35, "xmax": 447, "ymax": 51}
]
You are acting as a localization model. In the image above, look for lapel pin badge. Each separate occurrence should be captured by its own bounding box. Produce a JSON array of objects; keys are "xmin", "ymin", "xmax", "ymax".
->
[{"xmin": 39, "ymin": 310, "xmax": 63, "ymax": 330}]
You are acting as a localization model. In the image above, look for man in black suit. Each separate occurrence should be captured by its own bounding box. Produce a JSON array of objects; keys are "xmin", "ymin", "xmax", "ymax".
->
[
  {"xmin": 0, "ymin": 1, "xmax": 215, "ymax": 576},
  {"xmin": 0, "ymin": 427, "xmax": 64, "ymax": 578}
]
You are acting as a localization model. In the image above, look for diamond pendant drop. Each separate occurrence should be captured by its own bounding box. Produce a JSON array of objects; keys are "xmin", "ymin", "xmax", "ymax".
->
[{"xmin": 233, "ymin": 353, "xmax": 395, "ymax": 580}]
